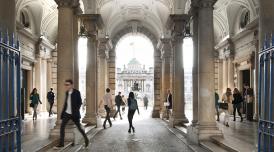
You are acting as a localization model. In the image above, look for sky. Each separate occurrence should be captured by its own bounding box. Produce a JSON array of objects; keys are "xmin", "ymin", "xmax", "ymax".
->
[
  {"xmin": 116, "ymin": 34, "xmax": 154, "ymax": 69},
  {"xmin": 78, "ymin": 35, "xmax": 194, "ymax": 72}
]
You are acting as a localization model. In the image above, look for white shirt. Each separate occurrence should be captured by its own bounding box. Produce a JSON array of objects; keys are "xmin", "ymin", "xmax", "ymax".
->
[
  {"xmin": 65, "ymin": 90, "xmax": 73, "ymax": 114},
  {"xmin": 103, "ymin": 93, "xmax": 112, "ymax": 107}
]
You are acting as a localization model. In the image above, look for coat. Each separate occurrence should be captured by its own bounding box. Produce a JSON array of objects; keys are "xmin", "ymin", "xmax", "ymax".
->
[
  {"xmin": 61, "ymin": 89, "xmax": 82, "ymax": 120},
  {"xmin": 167, "ymin": 94, "xmax": 172, "ymax": 110}
]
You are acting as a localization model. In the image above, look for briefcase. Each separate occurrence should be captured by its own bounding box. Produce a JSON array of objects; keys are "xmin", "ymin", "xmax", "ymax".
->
[{"xmin": 219, "ymin": 103, "xmax": 228, "ymax": 110}]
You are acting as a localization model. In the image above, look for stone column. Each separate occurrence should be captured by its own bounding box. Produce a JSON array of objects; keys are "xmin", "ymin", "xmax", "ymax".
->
[
  {"xmin": 195, "ymin": 0, "xmax": 222, "ymax": 141},
  {"xmin": 159, "ymin": 38, "xmax": 172, "ymax": 118},
  {"xmin": 190, "ymin": 2, "xmax": 199, "ymax": 125},
  {"xmin": 168, "ymin": 15, "xmax": 189, "ymax": 126},
  {"xmin": 152, "ymin": 49, "xmax": 161, "ymax": 118},
  {"xmin": 80, "ymin": 14, "xmax": 103, "ymax": 125},
  {"xmin": 222, "ymin": 59, "xmax": 228, "ymax": 92},
  {"xmin": 0, "ymin": 0, "xmax": 15, "ymax": 34},
  {"xmin": 227, "ymin": 57, "xmax": 234, "ymax": 89},
  {"xmin": 97, "ymin": 38, "xmax": 108, "ymax": 111},
  {"xmin": 51, "ymin": 0, "xmax": 80, "ymax": 139},
  {"xmin": 73, "ymin": 15, "xmax": 80, "ymax": 89}
]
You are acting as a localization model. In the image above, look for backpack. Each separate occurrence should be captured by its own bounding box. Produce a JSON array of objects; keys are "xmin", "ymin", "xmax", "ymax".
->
[{"xmin": 129, "ymin": 98, "xmax": 138, "ymax": 110}]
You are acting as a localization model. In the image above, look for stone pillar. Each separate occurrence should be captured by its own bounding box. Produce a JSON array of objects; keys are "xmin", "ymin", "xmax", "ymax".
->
[
  {"xmin": 253, "ymin": 31, "xmax": 259, "ymax": 120},
  {"xmin": 0, "ymin": 0, "xmax": 15, "ymax": 34},
  {"xmin": 73, "ymin": 15, "xmax": 80, "ymax": 89},
  {"xmin": 227, "ymin": 57, "xmax": 234, "ymax": 89},
  {"xmin": 168, "ymin": 15, "xmax": 189, "ymax": 126},
  {"xmin": 218, "ymin": 61, "xmax": 223, "ymax": 96},
  {"xmin": 190, "ymin": 2, "xmax": 199, "ymax": 125},
  {"xmin": 159, "ymin": 39, "xmax": 172, "ymax": 118},
  {"xmin": 97, "ymin": 38, "xmax": 108, "ymax": 111},
  {"xmin": 222, "ymin": 59, "xmax": 228, "ymax": 92},
  {"xmin": 80, "ymin": 14, "xmax": 103, "ymax": 125},
  {"xmin": 51, "ymin": 0, "xmax": 80, "ymax": 139},
  {"xmin": 152, "ymin": 50, "xmax": 161, "ymax": 118},
  {"xmin": 195, "ymin": 0, "xmax": 222, "ymax": 141}
]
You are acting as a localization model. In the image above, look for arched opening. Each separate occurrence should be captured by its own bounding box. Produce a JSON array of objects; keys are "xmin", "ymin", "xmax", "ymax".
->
[{"xmin": 115, "ymin": 33, "xmax": 155, "ymax": 119}]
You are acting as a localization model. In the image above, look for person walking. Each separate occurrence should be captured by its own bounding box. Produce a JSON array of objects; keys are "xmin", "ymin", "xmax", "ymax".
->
[
  {"xmin": 221, "ymin": 88, "xmax": 233, "ymax": 127},
  {"xmin": 113, "ymin": 92, "xmax": 123, "ymax": 120},
  {"xmin": 55, "ymin": 79, "xmax": 89, "ymax": 149},
  {"xmin": 47, "ymin": 88, "xmax": 55, "ymax": 117},
  {"xmin": 30, "ymin": 88, "xmax": 42, "ymax": 120},
  {"xmin": 165, "ymin": 90, "xmax": 172, "ymax": 119},
  {"xmin": 99, "ymin": 88, "xmax": 113, "ymax": 129},
  {"xmin": 127, "ymin": 92, "xmax": 139, "ymax": 133},
  {"xmin": 143, "ymin": 95, "xmax": 149, "ymax": 110},
  {"xmin": 232, "ymin": 88, "xmax": 243, "ymax": 122},
  {"xmin": 215, "ymin": 92, "xmax": 220, "ymax": 121}
]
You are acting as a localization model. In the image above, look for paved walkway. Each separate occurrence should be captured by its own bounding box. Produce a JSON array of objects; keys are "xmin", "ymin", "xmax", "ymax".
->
[{"xmin": 83, "ymin": 108, "xmax": 193, "ymax": 152}]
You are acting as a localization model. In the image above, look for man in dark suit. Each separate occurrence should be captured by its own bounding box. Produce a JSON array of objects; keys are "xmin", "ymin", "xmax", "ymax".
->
[
  {"xmin": 113, "ymin": 92, "xmax": 123, "ymax": 120},
  {"xmin": 55, "ymin": 79, "xmax": 89, "ymax": 149},
  {"xmin": 47, "ymin": 88, "xmax": 55, "ymax": 117}
]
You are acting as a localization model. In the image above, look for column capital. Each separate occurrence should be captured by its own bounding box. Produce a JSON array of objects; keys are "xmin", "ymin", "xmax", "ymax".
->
[
  {"xmin": 79, "ymin": 14, "xmax": 104, "ymax": 39},
  {"xmin": 167, "ymin": 14, "xmax": 190, "ymax": 43},
  {"xmin": 198, "ymin": 0, "xmax": 217, "ymax": 9},
  {"xmin": 98, "ymin": 38, "xmax": 109, "ymax": 58},
  {"xmin": 158, "ymin": 38, "xmax": 172, "ymax": 59},
  {"xmin": 55, "ymin": 0, "xmax": 80, "ymax": 8}
]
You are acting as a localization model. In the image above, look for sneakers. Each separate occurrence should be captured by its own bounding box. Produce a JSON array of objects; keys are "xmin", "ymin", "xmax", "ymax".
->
[
  {"xmin": 225, "ymin": 122, "xmax": 229, "ymax": 127},
  {"xmin": 132, "ymin": 127, "xmax": 135, "ymax": 133},
  {"xmin": 54, "ymin": 144, "xmax": 64, "ymax": 150},
  {"xmin": 128, "ymin": 129, "xmax": 131, "ymax": 133}
]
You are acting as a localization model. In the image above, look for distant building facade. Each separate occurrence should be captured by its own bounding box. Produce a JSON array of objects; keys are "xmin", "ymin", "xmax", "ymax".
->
[{"xmin": 116, "ymin": 58, "xmax": 154, "ymax": 103}]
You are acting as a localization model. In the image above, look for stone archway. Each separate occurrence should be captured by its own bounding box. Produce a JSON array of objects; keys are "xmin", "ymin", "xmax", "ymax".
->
[{"xmin": 108, "ymin": 25, "xmax": 162, "ymax": 118}]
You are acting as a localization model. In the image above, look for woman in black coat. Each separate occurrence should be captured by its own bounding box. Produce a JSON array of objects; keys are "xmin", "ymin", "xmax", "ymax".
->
[{"xmin": 232, "ymin": 88, "xmax": 243, "ymax": 122}]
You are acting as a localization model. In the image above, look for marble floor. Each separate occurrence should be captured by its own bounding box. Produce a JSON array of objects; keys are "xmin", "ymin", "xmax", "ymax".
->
[
  {"xmin": 22, "ymin": 112, "xmax": 57, "ymax": 152},
  {"xmin": 84, "ymin": 107, "xmax": 194, "ymax": 152},
  {"xmin": 20, "ymin": 106, "xmax": 259, "ymax": 152}
]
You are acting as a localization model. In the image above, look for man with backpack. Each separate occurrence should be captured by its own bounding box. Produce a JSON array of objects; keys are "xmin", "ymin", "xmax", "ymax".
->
[
  {"xmin": 47, "ymin": 88, "xmax": 55, "ymax": 117},
  {"xmin": 113, "ymin": 92, "xmax": 123, "ymax": 120}
]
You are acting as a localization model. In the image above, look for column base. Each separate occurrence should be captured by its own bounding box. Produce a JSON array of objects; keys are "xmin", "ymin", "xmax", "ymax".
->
[
  {"xmin": 169, "ymin": 115, "xmax": 189, "ymax": 127},
  {"xmin": 152, "ymin": 109, "xmax": 160, "ymax": 118},
  {"xmin": 187, "ymin": 122, "xmax": 223, "ymax": 144},
  {"xmin": 191, "ymin": 120, "xmax": 198, "ymax": 126},
  {"xmin": 253, "ymin": 113, "xmax": 258, "ymax": 121},
  {"xmin": 50, "ymin": 120, "xmax": 76, "ymax": 142},
  {"xmin": 82, "ymin": 117, "xmax": 96, "ymax": 125}
]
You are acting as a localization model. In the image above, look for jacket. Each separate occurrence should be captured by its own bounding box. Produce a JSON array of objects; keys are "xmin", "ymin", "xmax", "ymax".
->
[
  {"xmin": 232, "ymin": 93, "xmax": 243, "ymax": 105},
  {"xmin": 61, "ymin": 89, "xmax": 82, "ymax": 120}
]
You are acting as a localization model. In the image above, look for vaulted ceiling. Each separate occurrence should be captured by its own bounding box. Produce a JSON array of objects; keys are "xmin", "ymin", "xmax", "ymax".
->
[{"xmin": 15, "ymin": 0, "xmax": 259, "ymax": 45}]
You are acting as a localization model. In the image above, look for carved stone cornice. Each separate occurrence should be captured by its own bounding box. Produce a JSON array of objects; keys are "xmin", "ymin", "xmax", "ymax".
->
[
  {"xmin": 55, "ymin": 0, "xmax": 80, "ymax": 8},
  {"xmin": 167, "ymin": 14, "xmax": 190, "ymax": 43},
  {"xmin": 198, "ymin": 0, "xmax": 217, "ymax": 9}
]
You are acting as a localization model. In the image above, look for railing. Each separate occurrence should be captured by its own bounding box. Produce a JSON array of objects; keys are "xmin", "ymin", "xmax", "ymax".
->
[
  {"xmin": 0, "ymin": 30, "xmax": 21, "ymax": 152},
  {"xmin": 258, "ymin": 35, "xmax": 274, "ymax": 152}
]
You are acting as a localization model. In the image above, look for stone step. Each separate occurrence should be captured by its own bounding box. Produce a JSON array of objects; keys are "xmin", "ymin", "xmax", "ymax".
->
[
  {"xmin": 200, "ymin": 141, "xmax": 230, "ymax": 152},
  {"xmin": 35, "ymin": 125, "xmax": 97, "ymax": 152},
  {"xmin": 211, "ymin": 136, "xmax": 256, "ymax": 152},
  {"xmin": 66, "ymin": 128, "xmax": 101, "ymax": 152}
]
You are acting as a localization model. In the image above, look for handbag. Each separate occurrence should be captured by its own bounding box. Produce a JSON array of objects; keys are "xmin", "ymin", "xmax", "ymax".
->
[
  {"xmin": 164, "ymin": 102, "xmax": 170, "ymax": 107},
  {"xmin": 219, "ymin": 103, "xmax": 228, "ymax": 110},
  {"xmin": 30, "ymin": 102, "xmax": 34, "ymax": 108}
]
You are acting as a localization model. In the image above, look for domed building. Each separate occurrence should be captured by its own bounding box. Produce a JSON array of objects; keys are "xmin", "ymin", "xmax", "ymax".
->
[{"xmin": 116, "ymin": 58, "xmax": 154, "ymax": 101}]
